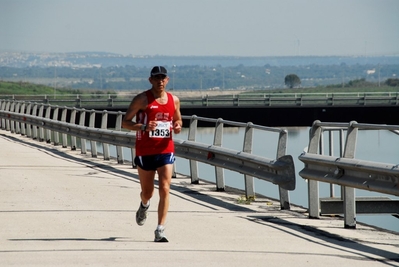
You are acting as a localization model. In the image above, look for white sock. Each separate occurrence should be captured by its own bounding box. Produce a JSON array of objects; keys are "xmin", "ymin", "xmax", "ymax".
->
[
  {"xmin": 156, "ymin": 225, "xmax": 164, "ymax": 231},
  {"xmin": 141, "ymin": 201, "xmax": 149, "ymax": 208}
]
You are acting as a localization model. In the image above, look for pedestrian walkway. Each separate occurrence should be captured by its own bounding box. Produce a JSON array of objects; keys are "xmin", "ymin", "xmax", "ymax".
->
[{"xmin": 0, "ymin": 130, "xmax": 398, "ymax": 267}]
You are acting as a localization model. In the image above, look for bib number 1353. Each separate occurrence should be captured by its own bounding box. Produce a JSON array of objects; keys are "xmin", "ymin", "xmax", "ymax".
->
[{"xmin": 149, "ymin": 121, "xmax": 171, "ymax": 138}]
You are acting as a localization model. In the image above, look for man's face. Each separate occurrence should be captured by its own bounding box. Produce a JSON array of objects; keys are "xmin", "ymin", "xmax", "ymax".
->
[{"xmin": 150, "ymin": 75, "xmax": 169, "ymax": 89}]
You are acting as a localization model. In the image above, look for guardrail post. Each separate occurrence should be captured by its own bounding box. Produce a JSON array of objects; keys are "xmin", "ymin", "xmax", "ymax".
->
[
  {"xmin": 276, "ymin": 129, "xmax": 291, "ymax": 210},
  {"xmin": 15, "ymin": 102, "xmax": 22, "ymax": 134},
  {"xmin": 9, "ymin": 102, "xmax": 16, "ymax": 133},
  {"xmin": 20, "ymin": 103, "xmax": 26, "ymax": 135},
  {"xmin": 107, "ymin": 95, "xmax": 113, "ymax": 107},
  {"xmin": 202, "ymin": 95, "xmax": 208, "ymax": 107},
  {"xmin": 307, "ymin": 121, "xmax": 322, "ymax": 218},
  {"xmin": 115, "ymin": 111, "xmax": 124, "ymax": 164},
  {"xmin": 38, "ymin": 105, "xmax": 45, "ymax": 142},
  {"xmin": 342, "ymin": 121, "xmax": 358, "ymax": 229},
  {"xmin": 358, "ymin": 95, "xmax": 365, "ymax": 105},
  {"xmin": 76, "ymin": 95, "xmax": 81, "ymax": 108},
  {"xmin": 326, "ymin": 94, "xmax": 332, "ymax": 106},
  {"xmin": 79, "ymin": 109, "xmax": 87, "ymax": 154},
  {"xmin": 339, "ymin": 129, "xmax": 345, "ymax": 199},
  {"xmin": 243, "ymin": 122, "xmax": 255, "ymax": 198},
  {"xmin": 52, "ymin": 106, "xmax": 60, "ymax": 145},
  {"xmin": 6, "ymin": 101, "xmax": 12, "ymax": 131},
  {"xmin": 61, "ymin": 107, "xmax": 68, "ymax": 148},
  {"xmin": 69, "ymin": 108, "xmax": 77, "ymax": 150},
  {"xmin": 31, "ymin": 104, "xmax": 38, "ymax": 140},
  {"xmin": 295, "ymin": 95, "xmax": 302, "ymax": 106},
  {"xmin": 45, "ymin": 105, "xmax": 52, "ymax": 143},
  {"xmin": 327, "ymin": 130, "xmax": 334, "ymax": 197},
  {"xmin": 264, "ymin": 95, "xmax": 271, "ymax": 106},
  {"xmin": 214, "ymin": 118, "xmax": 225, "ymax": 191},
  {"xmin": 0, "ymin": 100, "xmax": 6, "ymax": 130},
  {"xmin": 89, "ymin": 110, "xmax": 98, "ymax": 157},
  {"xmin": 233, "ymin": 96, "xmax": 239, "ymax": 106},
  {"xmin": 188, "ymin": 115, "xmax": 199, "ymax": 184},
  {"xmin": 25, "ymin": 103, "xmax": 32, "ymax": 137},
  {"xmin": 101, "ymin": 110, "xmax": 110, "ymax": 160}
]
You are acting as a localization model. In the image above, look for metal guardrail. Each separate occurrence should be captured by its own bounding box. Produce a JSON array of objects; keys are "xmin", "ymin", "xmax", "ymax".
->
[
  {"xmin": 2, "ymin": 99, "xmax": 399, "ymax": 229},
  {"xmin": 298, "ymin": 120, "xmax": 399, "ymax": 229},
  {"xmin": 1, "ymin": 91, "xmax": 399, "ymax": 107},
  {"xmin": 180, "ymin": 115, "xmax": 294, "ymax": 209},
  {"xmin": 0, "ymin": 99, "xmax": 295, "ymax": 210},
  {"xmin": 198, "ymin": 92, "xmax": 399, "ymax": 107}
]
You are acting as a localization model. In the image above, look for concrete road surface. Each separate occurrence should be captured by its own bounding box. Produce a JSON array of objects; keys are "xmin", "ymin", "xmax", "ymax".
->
[{"xmin": 0, "ymin": 130, "xmax": 398, "ymax": 267}]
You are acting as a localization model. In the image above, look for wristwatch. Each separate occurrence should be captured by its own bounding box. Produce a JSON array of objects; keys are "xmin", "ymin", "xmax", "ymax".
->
[{"xmin": 140, "ymin": 124, "xmax": 147, "ymax": 131}]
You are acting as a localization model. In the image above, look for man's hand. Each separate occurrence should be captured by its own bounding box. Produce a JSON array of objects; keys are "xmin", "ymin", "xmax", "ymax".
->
[{"xmin": 173, "ymin": 122, "xmax": 182, "ymax": 134}]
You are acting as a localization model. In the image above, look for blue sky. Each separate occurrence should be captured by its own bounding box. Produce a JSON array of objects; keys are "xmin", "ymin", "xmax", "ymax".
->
[{"xmin": 1, "ymin": 0, "xmax": 398, "ymax": 57}]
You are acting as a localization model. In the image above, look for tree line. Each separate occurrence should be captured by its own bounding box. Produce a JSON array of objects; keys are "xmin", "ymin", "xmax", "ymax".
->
[{"xmin": 0, "ymin": 63, "xmax": 398, "ymax": 90}]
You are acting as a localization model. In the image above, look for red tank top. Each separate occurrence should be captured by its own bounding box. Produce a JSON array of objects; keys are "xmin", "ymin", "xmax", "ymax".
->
[{"xmin": 135, "ymin": 90, "xmax": 176, "ymax": 156}]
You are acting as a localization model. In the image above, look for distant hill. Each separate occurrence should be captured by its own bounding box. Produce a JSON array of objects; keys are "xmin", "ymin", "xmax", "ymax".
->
[
  {"xmin": 1, "ymin": 51, "xmax": 399, "ymax": 68},
  {"xmin": 1, "ymin": 52, "xmax": 398, "ymax": 90}
]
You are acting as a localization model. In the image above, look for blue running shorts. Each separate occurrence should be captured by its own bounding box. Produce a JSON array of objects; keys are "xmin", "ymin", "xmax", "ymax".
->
[{"xmin": 134, "ymin": 153, "xmax": 175, "ymax": 171}]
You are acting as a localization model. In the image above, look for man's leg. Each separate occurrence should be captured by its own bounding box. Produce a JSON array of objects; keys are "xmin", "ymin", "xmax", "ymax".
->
[
  {"xmin": 138, "ymin": 167, "xmax": 156, "ymax": 204},
  {"xmin": 136, "ymin": 167, "xmax": 155, "ymax": 226},
  {"xmin": 156, "ymin": 163, "xmax": 173, "ymax": 225}
]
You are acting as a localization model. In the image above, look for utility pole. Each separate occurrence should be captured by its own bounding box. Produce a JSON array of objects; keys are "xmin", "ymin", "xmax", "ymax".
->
[
  {"xmin": 53, "ymin": 65, "xmax": 57, "ymax": 99},
  {"xmin": 222, "ymin": 69, "xmax": 225, "ymax": 89},
  {"xmin": 172, "ymin": 65, "xmax": 176, "ymax": 90},
  {"xmin": 342, "ymin": 68, "xmax": 345, "ymax": 88}
]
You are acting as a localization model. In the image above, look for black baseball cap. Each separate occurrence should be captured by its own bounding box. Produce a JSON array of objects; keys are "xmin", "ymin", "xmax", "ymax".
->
[{"xmin": 150, "ymin": 66, "xmax": 167, "ymax": 77}]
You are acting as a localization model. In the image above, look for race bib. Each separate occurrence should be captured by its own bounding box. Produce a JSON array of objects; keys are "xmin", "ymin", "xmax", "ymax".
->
[{"xmin": 149, "ymin": 121, "xmax": 171, "ymax": 138}]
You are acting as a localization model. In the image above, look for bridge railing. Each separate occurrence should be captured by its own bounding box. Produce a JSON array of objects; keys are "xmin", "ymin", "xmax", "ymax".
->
[
  {"xmin": 1, "ymin": 91, "xmax": 398, "ymax": 108},
  {"xmin": 2, "ymin": 99, "xmax": 399, "ymax": 229},
  {"xmin": 180, "ymin": 115, "xmax": 294, "ymax": 209},
  {"xmin": 200, "ymin": 91, "xmax": 399, "ymax": 107},
  {"xmin": 298, "ymin": 120, "xmax": 399, "ymax": 228},
  {"xmin": 0, "ymin": 99, "xmax": 295, "ymax": 210}
]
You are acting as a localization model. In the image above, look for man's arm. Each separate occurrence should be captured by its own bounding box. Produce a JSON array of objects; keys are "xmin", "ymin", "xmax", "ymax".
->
[
  {"xmin": 172, "ymin": 95, "xmax": 182, "ymax": 134},
  {"xmin": 122, "ymin": 93, "xmax": 147, "ymax": 131}
]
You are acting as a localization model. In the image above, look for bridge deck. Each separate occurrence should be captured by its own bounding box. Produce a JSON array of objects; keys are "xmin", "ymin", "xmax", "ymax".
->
[{"xmin": 1, "ymin": 130, "xmax": 398, "ymax": 266}]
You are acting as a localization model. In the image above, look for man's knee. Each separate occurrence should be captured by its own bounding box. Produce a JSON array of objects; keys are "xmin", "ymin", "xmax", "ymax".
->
[
  {"xmin": 158, "ymin": 184, "xmax": 170, "ymax": 197},
  {"xmin": 141, "ymin": 189, "xmax": 154, "ymax": 200}
]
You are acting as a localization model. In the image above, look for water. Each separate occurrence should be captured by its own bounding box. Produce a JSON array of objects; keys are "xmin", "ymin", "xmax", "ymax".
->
[{"xmin": 171, "ymin": 127, "xmax": 399, "ymax": 233}]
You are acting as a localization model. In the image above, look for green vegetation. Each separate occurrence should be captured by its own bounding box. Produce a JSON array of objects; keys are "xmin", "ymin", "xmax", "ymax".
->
[
  {"xmin": 0, "ymin": 81, "xmax": 117, "ymax": 98},
  {"xmin": 236, "ymin": 195, "xmax": 256, "ymax": 205},
  {"xmin": 1, "ymin": 80, "xmax": 398, "ymax": 99},
  {"xmin": 386, "ymin": 78, "xmax": 399, "ymax": 87},
  {"xmin": 284, "ymin": 74, "xmax": 301, "ymax": 88},
  {"xmin": 259, "ymin": 78, "xmax": 398, "ymax": 94},
  {"xmin": 1, "ymin": 63, "xmax": 398, "ymax": 90},
  {"xmin": 1, "ymin": 80, "xmax": 397, "ymax": 108},
  {"xmin": 0, "ymin": 81, "xmax": 55, "ymax": 95}
]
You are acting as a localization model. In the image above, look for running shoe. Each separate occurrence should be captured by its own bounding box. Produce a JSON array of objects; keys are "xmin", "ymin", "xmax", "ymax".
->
[
  {"xmin": 154, "ymin": 227, "xmax": 169, "ymax": 242},
  {"xmin": 136, "ymin": 202, "xmax": 149, "ymax": 226}
]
